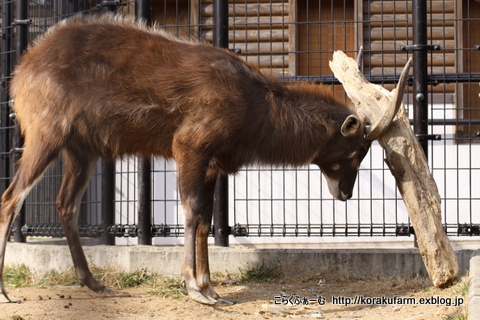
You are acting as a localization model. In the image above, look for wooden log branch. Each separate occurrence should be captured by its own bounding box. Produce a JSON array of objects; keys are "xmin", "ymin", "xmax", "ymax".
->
[{"xmin": 329, "ymin": 51, "xmax": 458, "ymax": 287}]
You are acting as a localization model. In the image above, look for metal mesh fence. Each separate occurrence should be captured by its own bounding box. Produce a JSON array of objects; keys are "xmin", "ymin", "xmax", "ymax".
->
[{"xmin": 0, "ymin": 0, "xmax": 479, "ymax": 244}]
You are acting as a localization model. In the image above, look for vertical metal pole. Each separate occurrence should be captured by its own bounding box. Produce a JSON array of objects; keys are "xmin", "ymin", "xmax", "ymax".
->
[
  {"xmin": 213, "ymin": 0, "xmax": 230, "ymax": 247},
  {"xmin": 100, "ymin": 2, "xmax": 118, "ymax": 245},
  {"xmin": 412, "ymin": 0, "xmax": 429, "ymax": 155},
  {"xmin": 412, "ymin": 0, "xmax": 429, "ymax": 248},
  {"xmin": 12, "ymin": 0, "xmax": 29, "ymax": 243},
  {"xmin": 213, "ymin": 176, "xmax": 229, "ymax": 246},
  {"xmin": 136, "ymin": 0, "xmax": 153, "ymax": 245},
  {"xmin": 213, "ymin": 0, "xmax": 229, "ymax": 48},
  {"xmin": 137, "ymin": 158, "xmax": 152, "ymax": 245},
  {"xmin": 15, "ymin": 0, "xmax": 28, "ymax": 57},
  {"xmin": 101, "ymin": 0, "xmax": 118, "ymax": 13},
  {"xmin": 1, "ymin": 0, "xmax": 13, "ymax": 206},
  {"xmin": 137, "ymin": 0, "xmax": 152, "ymax": 23},
  {"xmin": 101, "ymin": 161, "xmax": 115, "ymax": 245}
]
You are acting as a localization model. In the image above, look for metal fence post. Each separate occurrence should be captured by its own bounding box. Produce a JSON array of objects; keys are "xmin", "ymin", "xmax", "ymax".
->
[
  {"xmin": 406, "ymin": 0, "xmax": 442, "ymax": 246},
  {"xmin": 1, "ymin": 0, "xmax": 13, "ymax": 212},
  {"xmin": 12, "ymin": 0, "xmax": 29, "ymax": 243},
  {"xmin": 412, "ymin": 0, "xmax": 429, "ymax": 155},
  {"xmin": 213, "ymin": 0, "xmax": 230, "ymax": 247},
  {"xmin": 137, "ymin": 0, "xmax": 152, "ymax": 23},
  {"xmin": 99, "ymin": 2, "xmax": 118, "ymax": 245},
  {"xmin": 136, "ymin": 0, "xmax": 153, "ymax": 245},
  {"xmin": 137, "ymin": 158, "xmax": 152, "ymax": 244},
  {"xmin": 101, "ymin": 160, "xmax": 115, "ymax": 245},
  {"xmin": 100, "ymin": 0, "xmax": 118, "ymax": 13}
]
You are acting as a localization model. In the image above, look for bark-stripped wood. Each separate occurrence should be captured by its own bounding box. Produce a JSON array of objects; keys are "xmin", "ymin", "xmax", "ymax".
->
[{"xmin": 330, "ymin": 51, "xmax": 459, "ymax": 287}]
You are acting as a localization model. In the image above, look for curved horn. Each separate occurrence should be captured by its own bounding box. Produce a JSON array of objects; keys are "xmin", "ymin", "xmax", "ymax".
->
[
  {"xmin": 356, "ymin": 46, "xmax": 364, "ymax": 68},
  {"xmin": 365, "ymin": 57, "xmax": 412, "ymax": 140},
  {"xmin": 329, "ymin": 51, "xmax": 412, "ymax": 141}
]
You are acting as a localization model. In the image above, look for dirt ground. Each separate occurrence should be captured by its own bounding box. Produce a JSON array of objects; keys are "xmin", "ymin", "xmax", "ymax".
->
[{"xmin": 0, "ymin": 274, "xmax": 467, "ymax": 320}]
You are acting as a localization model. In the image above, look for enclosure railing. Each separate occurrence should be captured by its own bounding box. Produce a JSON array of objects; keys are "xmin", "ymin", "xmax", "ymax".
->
[{"xmin": 0, "ymin": 0, "xmax": 479, "ymax": 246}]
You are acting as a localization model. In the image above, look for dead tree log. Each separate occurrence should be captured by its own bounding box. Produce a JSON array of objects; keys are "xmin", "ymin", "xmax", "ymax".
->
[{"xmin": 330, "ymin": 50, "xmax": 458, "ymax": 287}]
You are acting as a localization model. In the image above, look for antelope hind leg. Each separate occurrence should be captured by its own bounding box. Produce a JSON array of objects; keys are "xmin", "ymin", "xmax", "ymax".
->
[
  {"xmin": 0, "ymin": 214, "xmax": 21, "ymax": 303},
  {"xmin": 0, "ymin": 220, "xmax": 21, "ymax": 303},
  {"xmin": 0, "ymin": 142, "xmax": 61, "ymax": 302},
  {"xmin": 56, "ymin": 149, "xmax": 116, "ymax": 294}
]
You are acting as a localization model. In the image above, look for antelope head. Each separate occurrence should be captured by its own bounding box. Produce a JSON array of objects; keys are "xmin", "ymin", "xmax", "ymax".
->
[{"xmin": 321, "ymin": 49, "xmax": 412, "ymax": 201}]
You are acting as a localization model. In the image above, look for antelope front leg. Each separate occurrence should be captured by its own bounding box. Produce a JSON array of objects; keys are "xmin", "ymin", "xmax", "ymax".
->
[
  {"xmin": 195, "ymin": 176, "xmax": 236, "ymax": 305},
  {"xmin": 195, "ymin": 222, "xmax": 235, "ymax": 305},
  {"xmin": 182, "ymin": 212, "xmax": 213, "ymax": 304},
  {"xmin": 174, "ymin": 151, "xmax": 211, "ymax": 305},
  {"xmin": 175, "ymin": 144, "xmax": 219, "ymax": 304},
  {"xmin": 180, "ymin": 177, "xmax": 215, "ymax": 304}
]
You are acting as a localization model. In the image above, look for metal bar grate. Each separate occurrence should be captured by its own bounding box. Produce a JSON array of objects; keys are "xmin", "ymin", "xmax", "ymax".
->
[{"xmin": 0, "ymin": 0, "xmax": 479, "ymax": 243}]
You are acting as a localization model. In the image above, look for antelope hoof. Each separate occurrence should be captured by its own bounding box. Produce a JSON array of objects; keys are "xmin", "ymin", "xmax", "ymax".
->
[
  {"xmin": 216, "ymin": 296, "xmax": 237, "ymax": 306},
  {"xmin": 99, "ymin": 286, "xmax": 125, "ymax": 296},
  {"xmin": 85, "ymin": 282, "xmax": 122, "ymax": 296},
  {"xmin": 188, "ymin": 290, "xmax": 216, "ymax": 305},
  {"xmin": 0, "ymin": 291, "xmax": 20, "ymax": 303},
  {"xmin": 83, "ymin": 279, "xmax": 119, "ymax": 295}
]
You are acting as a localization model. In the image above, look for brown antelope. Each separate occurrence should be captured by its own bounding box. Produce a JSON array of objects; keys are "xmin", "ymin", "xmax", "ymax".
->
[{"xmin": 0, "ymin": 14, "xmax": 408, "ymax": 305}]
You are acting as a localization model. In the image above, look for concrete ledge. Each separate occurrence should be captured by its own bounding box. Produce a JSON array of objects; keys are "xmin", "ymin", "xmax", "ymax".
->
[
  {"xmin": 4, "ymin": 243, "xmax": 473, "ymax": 279},
  {"xmin": 469, "ymin": 252, "xmax": 480, "ymax": 320},
  {"xmin": 5, "ymin": 243, "xmax": 477, "ymax": 318}
]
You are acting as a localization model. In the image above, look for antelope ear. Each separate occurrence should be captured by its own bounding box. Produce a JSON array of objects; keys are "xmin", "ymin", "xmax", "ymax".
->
[
  {"xmin": 341, "ymin": 115, "xmax": 361, "ymax": 137},
  {"xmin": 329, "ymin": 50, "xmax": 412, "ymax": 141}
]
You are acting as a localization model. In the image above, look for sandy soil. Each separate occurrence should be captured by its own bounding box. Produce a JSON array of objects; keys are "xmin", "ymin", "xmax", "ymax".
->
[{"xmin": 0, "ymin": 276, "xmax": 466, "ymax": 320}]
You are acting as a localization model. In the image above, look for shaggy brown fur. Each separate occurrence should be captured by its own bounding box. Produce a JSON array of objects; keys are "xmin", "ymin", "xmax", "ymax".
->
[{"xmin": 1, "ymin": 13, "xmax": 372, "ymax": 305}]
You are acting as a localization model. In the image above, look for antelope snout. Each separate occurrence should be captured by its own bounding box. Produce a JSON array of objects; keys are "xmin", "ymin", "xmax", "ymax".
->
[{"xmin": 338, "ymin": 191, "xmax": 352, "ymax": 201}]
